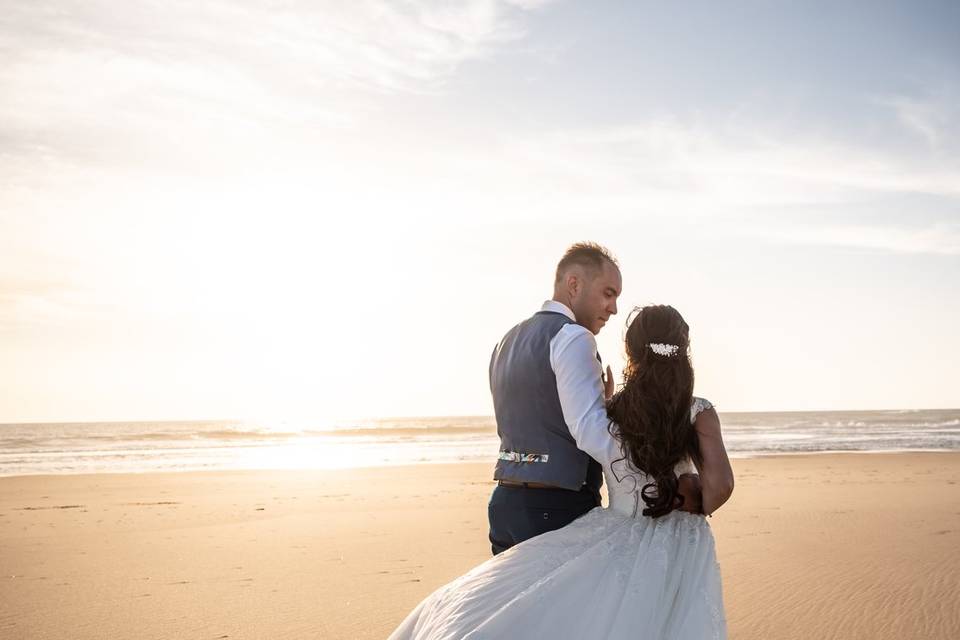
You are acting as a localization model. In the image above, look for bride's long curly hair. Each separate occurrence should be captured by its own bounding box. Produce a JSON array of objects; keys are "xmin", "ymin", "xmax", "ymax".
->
[{"xmin": 606, "ymin": 305, "xmax": 700, "ymax": 517}]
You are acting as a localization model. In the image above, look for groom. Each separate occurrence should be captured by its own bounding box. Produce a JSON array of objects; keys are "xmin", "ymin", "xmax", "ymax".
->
[
  {"xmin": 487, "ymin": 242, "xmax": 621, "ymax": 555},
  {"xmin": 488, "ymin": 242, "xmax": 701, "ymax": 556}
]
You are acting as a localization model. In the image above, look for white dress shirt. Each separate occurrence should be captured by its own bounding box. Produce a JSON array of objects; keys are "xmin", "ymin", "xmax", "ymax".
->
[{"xmin": 542, "ymin": 300, "xmax": 623, "ymax": 467}]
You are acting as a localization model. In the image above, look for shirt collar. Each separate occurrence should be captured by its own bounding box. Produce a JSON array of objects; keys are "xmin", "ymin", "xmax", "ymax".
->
[{"xmin": 540, "ymin": 300, "xmax": 576, "ymax": 322}]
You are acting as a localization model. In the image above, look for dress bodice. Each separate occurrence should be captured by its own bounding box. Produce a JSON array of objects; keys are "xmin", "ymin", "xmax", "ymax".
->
[{"xmin": 605, "ymin": 397, "xmax": 713, "ymax": 517}]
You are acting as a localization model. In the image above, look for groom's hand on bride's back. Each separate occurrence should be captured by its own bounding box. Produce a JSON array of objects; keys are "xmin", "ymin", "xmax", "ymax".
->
[{"xmin": 675, "ymin": 473, "xmax": 703, "ymax": 514}]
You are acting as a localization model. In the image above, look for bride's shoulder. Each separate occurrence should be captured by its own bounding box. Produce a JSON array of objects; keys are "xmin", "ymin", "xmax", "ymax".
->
[{"xmin": 690, "ymin": 397, "xmax": 714, "ymax": 424}]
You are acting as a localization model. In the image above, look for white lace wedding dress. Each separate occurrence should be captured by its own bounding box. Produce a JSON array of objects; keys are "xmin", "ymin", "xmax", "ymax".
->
[{"xmin": 388, "ymin": 398, "xmax": 726, "ymax": 640}]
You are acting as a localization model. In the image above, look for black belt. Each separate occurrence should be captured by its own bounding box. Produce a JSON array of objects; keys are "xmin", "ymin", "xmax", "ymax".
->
[{"xmin": 497, "ymin": 479, "xmax": 566, "ymax": 490}]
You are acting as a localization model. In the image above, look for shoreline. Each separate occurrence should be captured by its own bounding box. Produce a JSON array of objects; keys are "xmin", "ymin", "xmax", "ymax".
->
[
  {"xmin": 2, "ymin": 452, "xmax": 959, "ymax": 639},
  {"xmin": 3, "ymin": 448, "xmax": 960, "ymax": 480}
]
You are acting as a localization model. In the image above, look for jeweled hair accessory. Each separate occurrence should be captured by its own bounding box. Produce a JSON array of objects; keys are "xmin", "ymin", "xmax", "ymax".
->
[{"xmin": 648, "ymin": 343, "xmax": 680, "ymax": 357}]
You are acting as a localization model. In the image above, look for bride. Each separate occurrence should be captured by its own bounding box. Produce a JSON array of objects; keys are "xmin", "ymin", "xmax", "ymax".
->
[{"xmin": 388, "ymin": 304, "xmax": 734, "ymax": 639}]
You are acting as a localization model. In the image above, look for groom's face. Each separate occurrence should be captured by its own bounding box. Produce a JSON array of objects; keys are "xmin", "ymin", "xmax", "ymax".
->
[{"xmin": 573, "ymin": 261, "xmax": 622, "ymax": 335}]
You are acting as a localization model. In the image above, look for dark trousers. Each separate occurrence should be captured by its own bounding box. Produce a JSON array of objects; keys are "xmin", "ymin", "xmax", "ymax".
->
[{"xmin": 487, "ymin": 483, "xmax": 601, "ymax": 555}]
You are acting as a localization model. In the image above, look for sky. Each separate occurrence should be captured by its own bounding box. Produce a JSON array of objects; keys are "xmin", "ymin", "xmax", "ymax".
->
[{"xmin": 1, "ymin": 0, "xmax": 958, "ymax": 423}]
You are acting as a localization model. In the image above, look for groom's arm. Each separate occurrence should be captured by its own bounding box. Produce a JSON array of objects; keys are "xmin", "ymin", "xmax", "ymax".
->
[{"xmin": 549, "ymin": 324, "xmax": 620, "ymax": 463}]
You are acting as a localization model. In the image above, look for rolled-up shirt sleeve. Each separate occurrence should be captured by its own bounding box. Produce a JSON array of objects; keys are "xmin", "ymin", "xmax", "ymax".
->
[{"xmin": 549, "ymin": 325, "xmax": 620, "ymax": 466}]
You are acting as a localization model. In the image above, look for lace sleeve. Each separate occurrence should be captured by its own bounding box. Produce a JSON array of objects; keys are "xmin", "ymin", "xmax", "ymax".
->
[{"xmin": 690, "ymin": 396, "xmax": 713, "ymax": 424}]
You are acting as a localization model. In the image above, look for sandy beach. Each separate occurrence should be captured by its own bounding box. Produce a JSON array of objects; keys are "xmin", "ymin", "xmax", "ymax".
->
[{"xmin": 2, "ymin": 452, "xmax": 959, "ymax": 639}]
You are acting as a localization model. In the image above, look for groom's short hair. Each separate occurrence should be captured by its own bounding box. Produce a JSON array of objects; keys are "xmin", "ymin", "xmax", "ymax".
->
[{"xmin": 555, "ymin": 242, "xmax": 619, "ymax": 285}]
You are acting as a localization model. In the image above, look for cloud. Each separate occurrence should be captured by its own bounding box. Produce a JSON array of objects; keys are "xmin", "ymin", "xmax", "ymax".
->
[
  {"xmin": 353, "ymin": 114, "xmax": 960, "ymax": 257},
  {"xmin": 0, "ymin": 0, "xmax": 550, "ymax": 169},
  {"xmin": 881, "ymin": 92, "xmax": 959, "ymax": 149},
  {"xmin": 513, "ymin": 111, "xmax": 960, "ymax": 200},
  {"xmin": 2, "ymin": 1, "xmax": 544, "ymax": 91},
  {"xmin": 3, "ymin": 2, "xmax": 957, "ymax": 261},
  {"xmin": 494, "ymin": 110, "xmax": 959, "ymax": 257},
  {"xmin": 503, "ymin": 0, "xmax": 556, "ymax": 8},
  {"xmin": 472, "ymin": 117, "xmax": 960, "ymax": 221},
  {"xmin": 0, "ymin": 273, "xmax": 97, "ymax": 331},
  {"xmin": 745, "ymin": 222, "xmax": 960, "ymax": 256}
]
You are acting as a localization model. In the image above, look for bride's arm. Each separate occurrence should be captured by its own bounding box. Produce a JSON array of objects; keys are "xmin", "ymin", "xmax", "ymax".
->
[{"xmin": 694, "ymin": 408, "xmax": 735, "ymax": 515}]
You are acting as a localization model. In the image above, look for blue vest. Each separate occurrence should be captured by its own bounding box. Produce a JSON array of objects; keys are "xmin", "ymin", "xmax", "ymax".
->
[{"xmin": 489, "ymin": 311, "xmax": 603, "ymax": 492}]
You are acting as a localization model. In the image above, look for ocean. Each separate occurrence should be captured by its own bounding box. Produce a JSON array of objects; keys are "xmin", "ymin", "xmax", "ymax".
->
[{"xmin": 1, "ymin": 409, "xmax": 958, "ymax": 477}]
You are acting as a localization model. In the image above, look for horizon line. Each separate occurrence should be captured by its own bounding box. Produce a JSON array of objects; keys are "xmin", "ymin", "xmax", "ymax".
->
[{"xmin": 2, "ymin": 405, "xmax": 959, "ymax": 426}]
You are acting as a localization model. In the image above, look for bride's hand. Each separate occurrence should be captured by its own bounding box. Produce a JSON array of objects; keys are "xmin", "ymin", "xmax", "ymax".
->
[
  {"xmin": 603, "ymin": 365, "xmax": 614, "ymax": 400},
  {"xmin": 675, "ymin": 473, "xmax": 704, "ymax": 515}
]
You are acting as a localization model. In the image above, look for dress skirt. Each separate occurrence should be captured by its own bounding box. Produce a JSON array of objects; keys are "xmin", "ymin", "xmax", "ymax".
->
[{"xmin": 388, "ymin": 506, "xmax": 726, "ymax": 640}]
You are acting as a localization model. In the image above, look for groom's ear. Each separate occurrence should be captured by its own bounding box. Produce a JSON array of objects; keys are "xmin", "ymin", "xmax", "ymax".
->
[
  {"xmin": 555, "ymin": 265, "xmax": 586, "ymax": 299},
  {"xmin": 566, "ymin": 268, "xmax": 585, "ymax": 296},
  {"xmin": 562, "ymin": 273, "xmax": 575, "ymax": 296}
]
